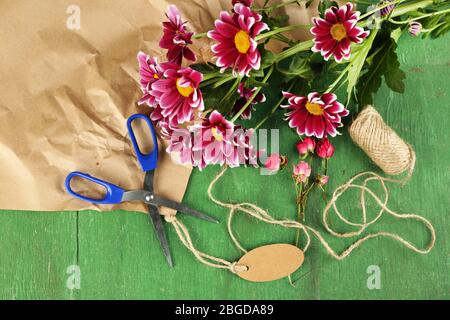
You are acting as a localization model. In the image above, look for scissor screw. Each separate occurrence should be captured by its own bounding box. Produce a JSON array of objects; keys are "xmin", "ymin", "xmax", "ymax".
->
[{"xmin": 145, "ymin": 194, "xmax": 154, "ymax": 202}]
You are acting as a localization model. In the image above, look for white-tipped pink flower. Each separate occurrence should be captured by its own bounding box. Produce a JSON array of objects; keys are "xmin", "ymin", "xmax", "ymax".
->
[
  {"xmin": 159, "ymin": 5, "xmax": 196, "ymax": 65},
  {"xmin": 151, "ymin": 63, "xmax": 204, "ymax": 128},
  {"xmin": 310, "ymin": 2, "xmax": 369, "ymax": 62},
  {"xmin": 282, "ymin": 92, "xmax": 349, "ymax": 139},
  {"xmin": 207, "ymin": 3, "xmax": 269, "ymax": 76},
  {"xmin": 137, "ymin": 52, "xmax": 163, "ymax": 107},
  {"xmin": 166, "ymin": 111, "xmax": 257, "ymax": 170}
]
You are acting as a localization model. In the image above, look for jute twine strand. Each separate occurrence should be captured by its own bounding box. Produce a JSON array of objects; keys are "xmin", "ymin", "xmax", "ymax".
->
[
  {"xmin": 164, "ymin": 164, "xmax": 435, "ymax": 271},
  {"xmin": 349, "ymin": 105, "xmax": 416, "ymax": 177},
  {"xmin": 163, "ymin": 214, "xmax": 247, "ymax": 273},
  {"xmin": 162, "ymin": 106, "xmax": 435, "ymax": 271}
]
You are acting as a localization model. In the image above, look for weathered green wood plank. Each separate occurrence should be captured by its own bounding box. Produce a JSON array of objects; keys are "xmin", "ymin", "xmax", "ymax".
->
[
  {"xmin": 0, "ymin": 33, "xmax": 448, "ymax": 299},
  {"xmin": 0, "ymin": 212, "xmax": 78, "ymax": 299}
]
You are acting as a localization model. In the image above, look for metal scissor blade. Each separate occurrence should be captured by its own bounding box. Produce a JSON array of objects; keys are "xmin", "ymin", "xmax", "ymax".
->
[
  {"xmin": 149, "ymin": 195, "xmax": 219, "ymax": 224},
  {"xmin": 147, "ymin": 204, "xmax": 173, "ymax": 268}
]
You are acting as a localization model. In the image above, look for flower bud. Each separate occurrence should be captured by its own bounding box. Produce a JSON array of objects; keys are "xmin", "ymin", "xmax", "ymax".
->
[
  {"xmin": 296, "ymin": 137, "xmax": 316, "ymax": 157},
  {"xmin": 316, "ymin": 138, "xmax": 335, "ymax": 159},
  {"xmin": 379, "ymin": 0, "xmax": 395, "ymax": 17},
  {"xmin": 409, "ymin": 22, "xmax": 422, "ymax": 37},
  {"xmin": 316, "ymin": 175, "xmax": 329, "ymax": 186}
]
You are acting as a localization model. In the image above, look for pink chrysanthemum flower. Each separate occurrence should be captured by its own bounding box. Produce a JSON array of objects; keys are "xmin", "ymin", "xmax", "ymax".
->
[
  {"xmin": 310, "ymin": 2, "xmax": 369, "ymax": 62},
  {"xmin": 137, "ymin": 52, "xmax": 163, "ymax": 107},
  {"xmin": 282, "ymin": 92, "xmax": 349, "ymax": 138},
  {"xmin": 166, "ymin": 111, "xmax": 256, "ymax": 170},
  {"xmin": 166, "ymin": 127, "xmax": 196, "ymax": 165},
  {"xmin": 146, "ymin": 105, "xmax": 174, "ymax": 139},
  {"xmin": 151, "ymin": 63, "xmax": 204, "ymax": 127},
  {"xmin": 159, "ymin": 5, "xmax": 196, "ymax": 65},
  {"xmin": 207, "ymin": 3, "xmax": 269, "ymax": 76},
  {"xmin": 229, "ymin": 125, "xmax": 258, "ymax": 167},
  {"xmin": 232, "ymin": 83, "xmax": 266, "ymax": 119},
  {"xmin": 192, "ymin": 110, "xmax": 236, "ymax": 167}
]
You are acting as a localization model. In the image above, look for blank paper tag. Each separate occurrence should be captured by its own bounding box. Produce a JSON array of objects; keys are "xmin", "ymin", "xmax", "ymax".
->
[{"xmin": 235, "ymin": 244, "xmax": 304, "ymax": 282}]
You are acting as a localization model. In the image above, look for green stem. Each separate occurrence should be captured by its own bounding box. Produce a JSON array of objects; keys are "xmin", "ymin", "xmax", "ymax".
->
[
  {"xmin": 202, "ymin": 72, "xmax": 228, "ymax": 82},
  {"xmin": 213, "ymin": 75, "xmax": 236, "ymax": 88},
  {"xmin": 359, "ymin": 0, "xmax": 406, "ymax": 20},
  {"xmin": 274, "ymin": 39, "xmax": 314, "ymax": 63},
  {"xmin": 255, "ymin": 80, "xmax": 296, "ymax": 129},
  {"xmin": 423, "ymin": 21, "xmax": 447, "ymax": 32},
  {"xmin": 193, "ymin": 32, "xmax": 208, "ymax": 39},
  {"xmin": 220, "ymin": 76, "xmax": 241, "ymax": 103},
  {"xmin": 295, "ymin": 181, "xmax": 304, "ymax": 246},
  {"xmin": 389, "ymin": 0, "xmax": 434, "ymax": 18},
  {"xmin": 352, "ymin": 0, "xmax": 373, "ymax": 4},
  {"xmin": 200, "ymin": 75, "xmax": 233, "ymax": 88},
  {"xmin": 303, "ymin": 181, "xmax": 315, "ymax": 198},
  {"xmin": 256, "ymin": 0, "xmax": 301, "ymax": 12},
  {"xmin": 256, "ymin": 24, "xmax": 311, "ymax": 41},
  {"xmin": 230, "ymin": 65, "xmax": 274, "ymax": 122},
  {"xmin": 389, "ymin": 7, "xmax": 450, "ymax": 24},
  {"xmin": 324, "ymin": 62, "xmax": 353, "ymax": 94}
]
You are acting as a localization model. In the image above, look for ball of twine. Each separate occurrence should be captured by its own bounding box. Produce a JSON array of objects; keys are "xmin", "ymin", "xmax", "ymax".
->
[{"xmin": 349, "ymin": 105, "xmax": 416, "ymax": 176}]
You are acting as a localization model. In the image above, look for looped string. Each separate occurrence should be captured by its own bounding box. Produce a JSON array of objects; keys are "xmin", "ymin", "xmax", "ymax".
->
[
  {"xmin": 164, "ymin": 214, "xmax": 247, "ymax": 273},
  {"xmin": 163, "ymin": 162, "xmax": 435, "ymax": 273},
  {"xmin": 207, "ymin": 166, "xmax": 435, "ymax": 260}
]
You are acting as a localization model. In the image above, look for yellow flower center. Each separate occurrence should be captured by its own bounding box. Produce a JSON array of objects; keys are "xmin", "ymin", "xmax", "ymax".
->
[
  {"xmin": 330, "ymin": 23, "xmax": 347, "ymax": 41},
  {"xmin": 305, "ymin": 102, "xmax": 324, "ymax": 116},
  {"xmin": 176, "ymin": 78, "xmax": 194, "ymax": 97},
  {"xmin": 153, "ymin": 74, "xmax": 159, "ymax": 79},
  {"xmin": 234, "ymin": 30, "xmax": 251, "ymax": 54},
  {"xmin": 211, "ymin": 127, "xmax": 223, "ymax": 142}
]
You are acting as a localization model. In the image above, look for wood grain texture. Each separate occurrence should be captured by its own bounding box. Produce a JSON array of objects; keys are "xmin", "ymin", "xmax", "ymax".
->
[{"xmin": 0, "ymin": 33, "xmax": 449, "ymax": 300}]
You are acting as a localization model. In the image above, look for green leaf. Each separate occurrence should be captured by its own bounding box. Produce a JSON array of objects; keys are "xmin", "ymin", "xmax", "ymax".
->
[
  {"xmin": 318, "ymin": 1, "xmax": 338, "ymax": 17},
  {"xmin": 246, "ymin": 78, "xmax": 269, "ymax": 87},
  {"xmin": 346, "ymin": 30, "xmax": 378, "ymax": 103},
  {"xmin": 276, "ymin": 53, "xmax": 314, "ymax": 80},
  {"xmin": 202, "ymin": 81, "xmax": 239, "ymax": 115},
  {"xmin": 305, "ymin": 0, "xmax": 315, "ymax": 8},
  {"xmin": 390, "ymin": 27, "xmax": 403, "ymax": 43},
  {"xmin": 270, "ymin": 14, "xmax": 290, "ymax": 28},
  {"xmin": 356, "ymin": 32, "xmax": 406, "ymax": 106},
  {"xmin": 190, "ymin": 63, "xmax": 218, "ymax": 74},
  {"xmin": 430, "ymin": 14, "xmax": 450, "ymax": 38}
]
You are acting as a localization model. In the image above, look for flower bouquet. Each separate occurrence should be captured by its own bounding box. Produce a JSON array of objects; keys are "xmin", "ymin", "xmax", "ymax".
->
[{"xmin": 137, "ymin": 0, "xmax": 450, "ymax": 221}]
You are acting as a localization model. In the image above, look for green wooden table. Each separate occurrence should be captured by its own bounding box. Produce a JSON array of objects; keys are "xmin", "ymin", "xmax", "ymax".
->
[{"xmin": 0, "ymin": 33, "xmax": 449, "ymax": 300}]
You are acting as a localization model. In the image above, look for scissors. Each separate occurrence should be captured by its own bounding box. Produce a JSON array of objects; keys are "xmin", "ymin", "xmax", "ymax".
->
[{"xmin": 65, "ymin": 113, "xmax": 218, "ymax": 267}]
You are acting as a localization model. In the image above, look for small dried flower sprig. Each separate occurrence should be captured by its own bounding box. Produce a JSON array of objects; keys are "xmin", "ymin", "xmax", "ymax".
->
[{"xmin": 291, "ymin": 136, "xmax": 334, "ymax": 229}]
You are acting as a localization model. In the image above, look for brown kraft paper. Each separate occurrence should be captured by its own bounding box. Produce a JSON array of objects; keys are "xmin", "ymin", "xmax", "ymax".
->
[{"xmin": 0, "ymin": 0, "xmax": 320, "ymax": 213}]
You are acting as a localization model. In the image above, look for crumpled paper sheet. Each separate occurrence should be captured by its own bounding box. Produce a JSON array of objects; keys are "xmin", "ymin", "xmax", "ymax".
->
[{"xmin": 0, "ymin": 0, "xmax": 320, "ymax": 213}]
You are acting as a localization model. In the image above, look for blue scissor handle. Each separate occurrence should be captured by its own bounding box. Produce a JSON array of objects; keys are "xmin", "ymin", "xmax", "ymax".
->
[
  {"xmin": 65, "ymin": 171, "xmax": 125, "ymax": 205},
  {"xmin": 127, "ymin": 114, "xmax": 159, "ymax": 172}
]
